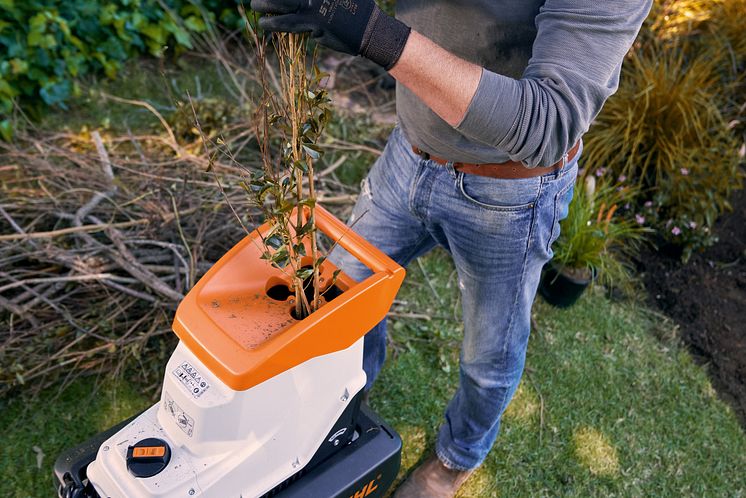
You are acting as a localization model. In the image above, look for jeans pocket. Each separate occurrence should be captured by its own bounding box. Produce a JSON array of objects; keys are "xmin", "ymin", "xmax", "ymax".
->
[
  {"xmin": 457, "ymin": 172, "xmax": 541, "ymax": 211},
  {"xmin": 546, "ymin": 176, "xmax": 576, "ymax": 253}
]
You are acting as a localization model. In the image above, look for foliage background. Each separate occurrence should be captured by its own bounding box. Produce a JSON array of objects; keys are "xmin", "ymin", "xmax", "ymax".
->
[
  {"xmin": 0, "ymin": 0, "xmax": 242, "ymax": 139},
  {"xmin": 581, "ymin": 0, "xmax": 744, "ymax": 260}
]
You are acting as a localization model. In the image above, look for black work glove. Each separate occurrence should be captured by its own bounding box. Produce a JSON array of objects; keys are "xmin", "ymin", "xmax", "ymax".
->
[{"xmin": 251, "ymin": 0, "xmax": 411, "ymax": 70}]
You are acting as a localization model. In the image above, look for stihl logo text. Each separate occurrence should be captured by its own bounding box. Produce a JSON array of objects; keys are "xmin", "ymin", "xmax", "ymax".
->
[{"xmin": 349, "ymin": 476, "xmax": 379, "ymax": 498}]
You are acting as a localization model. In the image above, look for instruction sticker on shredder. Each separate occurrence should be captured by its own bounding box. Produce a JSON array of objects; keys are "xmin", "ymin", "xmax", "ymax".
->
[
  {"xmin": 173, "ymin": 361, "xmax": 210, "ymax": 398},
  {"xmin": 164, "ymin": 392, "xmax": 194, "ymax": 437}
]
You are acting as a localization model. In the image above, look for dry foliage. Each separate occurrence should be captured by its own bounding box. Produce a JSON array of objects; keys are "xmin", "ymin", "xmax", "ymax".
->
[
  {"xmin": 647, "ymin": 0, "xmax": 724, "ymax": 42},
  {"xmin": 0, "ymin": 10, "xmax": 399, "ymax": 395},
  {"xmin": 0, "ymin": 126, "xmax": 366, "ymax": 396},
  {"xmin": 0, "ymin": 130, "xmax": 243, "ymax": 395},
  {"xmin": 647, "ymin": 0, "xmax": 746, "ymax": 70},
  {"xmin": 0, "ymin": 56, "xmax": 371, "ymax": 398}
]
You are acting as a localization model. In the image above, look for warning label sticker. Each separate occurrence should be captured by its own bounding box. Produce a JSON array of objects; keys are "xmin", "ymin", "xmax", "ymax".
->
[
  {"xmin": 164, "ymin": 392, "xmax": 195, "ymax": 437},
  {"xmin": 173, "ymin": 361, "xmax": 210, "ymax": 398}
]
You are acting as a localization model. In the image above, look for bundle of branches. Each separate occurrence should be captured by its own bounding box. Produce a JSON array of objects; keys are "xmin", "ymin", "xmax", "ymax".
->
[{"xmin": 0, "ymin": 129, "xmax": 257, "ymax": 397}]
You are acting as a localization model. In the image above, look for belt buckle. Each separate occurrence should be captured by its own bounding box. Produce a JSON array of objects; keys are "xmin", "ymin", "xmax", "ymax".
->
[{"xmin": 413, "ymin": 146, "xmax": 430, "ymax": 161}]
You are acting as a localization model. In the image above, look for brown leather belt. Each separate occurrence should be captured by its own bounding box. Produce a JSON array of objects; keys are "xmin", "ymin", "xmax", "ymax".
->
[{"xmin": 411, "ymin": 141, "xmax": 580, "ymax": 179}]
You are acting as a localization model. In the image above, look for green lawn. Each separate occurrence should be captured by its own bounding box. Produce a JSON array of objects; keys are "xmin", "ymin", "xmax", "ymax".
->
[
  {"xmin": 36, "ymin": 55, "xmax": 238, "ymax": 135},
  {"xmin": 376, "ymin": 250, "xmax": 746, "ymax": 497},
  {"xmin": 2, "ymin": 250, "xmax": 745, "ymax": 497},
  {"xmin": 1, "ymin": 378, "xmax": 150, "ymax": 497}
]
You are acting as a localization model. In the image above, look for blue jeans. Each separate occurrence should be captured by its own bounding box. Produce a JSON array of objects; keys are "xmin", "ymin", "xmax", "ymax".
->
[{"xmin": 330, "ymin": 127, "xmax": 578, "ymax": 471}]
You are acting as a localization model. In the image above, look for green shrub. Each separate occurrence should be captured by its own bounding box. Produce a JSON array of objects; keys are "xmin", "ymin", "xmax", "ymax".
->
[
  {"xmin": 0, "ymin": 0, "xmax": 241, "ymax": 139},
  {"xmin": 645, "ymin": 0, "xmax": 718, "ymax": 43},
  {"xmin": 582, "ymin": 47, "xmax": 742, "ymax": 259},
  {"xmin": 646, "ymin": 0, "xmax": 746, "ymax": 68}
]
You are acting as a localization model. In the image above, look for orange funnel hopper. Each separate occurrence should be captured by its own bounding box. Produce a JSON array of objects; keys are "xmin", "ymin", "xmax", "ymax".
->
[{"xmin": 172, "ymin": 205, "xmax": 405, "ymax": 391}]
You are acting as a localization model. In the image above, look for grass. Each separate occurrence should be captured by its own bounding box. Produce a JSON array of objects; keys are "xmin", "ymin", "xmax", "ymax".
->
[
  {"xmin": 35, "ymin": 54, "xmax": 241, "ymax": 135},
  {"xmin": 323, "ymin": 114, "xmax": 392, "ymax": 188},
  {"xmin": 373, "ymin": 250, "xmax": 746, "ymax": 497},
  {"xmin": 0, "ymin": 378, "xmax": 150, "ymax": 497},
  {"xmin": 2, "ymin": 250, "xmax": 745, "ymax": 497}
]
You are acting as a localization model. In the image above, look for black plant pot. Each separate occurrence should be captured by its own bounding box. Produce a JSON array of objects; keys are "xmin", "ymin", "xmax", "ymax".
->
[{"xmin": 538, "ymin": 263, "xmax": 594, "ymax": 308}]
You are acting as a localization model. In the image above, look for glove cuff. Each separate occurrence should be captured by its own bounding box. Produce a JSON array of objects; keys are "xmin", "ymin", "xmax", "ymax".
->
[{"xmin": 360, "ymin": 6, "xmax": 411, "ymax": 70}]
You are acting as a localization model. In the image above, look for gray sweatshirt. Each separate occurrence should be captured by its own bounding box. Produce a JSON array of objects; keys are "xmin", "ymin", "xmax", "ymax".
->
[{"xmin": 395, "ymin": 0, "xmax": 652, "ymax": 167}]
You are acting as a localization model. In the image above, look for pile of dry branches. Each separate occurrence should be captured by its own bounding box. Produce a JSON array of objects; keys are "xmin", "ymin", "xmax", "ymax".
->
[
  {"xmin": 0, "ymin": 128, "xmax": 243, "ymax": 395},
  {"xmin": 2, "ymin": 92, "xmax": 383, "ymax": 396},
  {"xmin": 0, "ymin": 108, "xmax": 372, "ymax": 395}
]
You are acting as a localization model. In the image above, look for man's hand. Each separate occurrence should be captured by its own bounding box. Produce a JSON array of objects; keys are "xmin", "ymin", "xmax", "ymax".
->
[{"xmin": 250, "ymin": 0, "xmax": 410, "ymax": 70}]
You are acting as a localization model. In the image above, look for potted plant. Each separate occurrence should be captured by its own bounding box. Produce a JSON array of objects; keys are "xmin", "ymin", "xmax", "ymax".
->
[{"xmin": 539, "ymin": 175, "xmax": 649, "ymax": 308}]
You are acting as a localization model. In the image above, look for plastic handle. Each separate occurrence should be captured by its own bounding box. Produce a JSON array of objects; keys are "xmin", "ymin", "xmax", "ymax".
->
[{"xmin": 313, "ymin": 204, "xmax": 399, "ymax": 275}]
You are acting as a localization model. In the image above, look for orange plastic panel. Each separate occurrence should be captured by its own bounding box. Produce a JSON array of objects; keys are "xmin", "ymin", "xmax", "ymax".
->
[
  {"xmin": 172, "ymin": 205, "xmax": 405, "ymax": 391},
  {"xmin": 132, "ymin": 447, "xmax": 166, "ymax": 458}
]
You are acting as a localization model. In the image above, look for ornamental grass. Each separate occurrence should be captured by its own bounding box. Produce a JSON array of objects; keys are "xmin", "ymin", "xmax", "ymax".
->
[{"xmin": 582, "ymin": 46, "xmax": 742, "ymax": 257}]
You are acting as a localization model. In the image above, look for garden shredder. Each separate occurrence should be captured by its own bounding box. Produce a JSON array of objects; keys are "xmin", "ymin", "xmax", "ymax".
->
[{"xmin": 54, "ymin": 206, "xmax": 406, "ymax": 498}]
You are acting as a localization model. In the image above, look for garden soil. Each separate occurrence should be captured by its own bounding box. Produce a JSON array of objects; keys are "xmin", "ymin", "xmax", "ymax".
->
[{"xmin": 639, "ymin": 189, "xmax": 746, "ymax": 426}]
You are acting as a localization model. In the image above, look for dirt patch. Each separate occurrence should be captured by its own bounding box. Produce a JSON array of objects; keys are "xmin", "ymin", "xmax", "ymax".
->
[{"xmin": 638, "ymin": 188, "xmax": 746, "ymax": 425}]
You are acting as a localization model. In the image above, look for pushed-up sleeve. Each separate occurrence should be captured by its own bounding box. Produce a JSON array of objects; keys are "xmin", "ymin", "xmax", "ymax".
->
[{"xmin": 455, "ymin": 0, "xmax": 652, "ymax": 167}]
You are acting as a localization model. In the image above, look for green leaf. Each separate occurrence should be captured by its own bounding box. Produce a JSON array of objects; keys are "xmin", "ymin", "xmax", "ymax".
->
[
  {"xmin": 0, "ymin": 78, "xmax": 17, "ymax": 98},
  {"xmin": 0, "ymin": 119, "xmax": 13, "ymax": 142},
  {"xmin": 29, "ymin": 13, "xmax": 47, "ymax": 32},
  {"xmin": 266, "ymin": 234, "xmax": 283, "ymax": 250},
  {"xmin": 249, "ymin": 180, "xmax": 265, "ymax": 192},
  {"xmin": 296, "ymin": 216, "xmax": 315, "ymax": 237},
  {"xmin": 270, "ymin": 246, "xmax": 289, "ymax": 268},
  {"xmin": 302, "ymin": 143, "xmax": 321, "ymax": 160},
  {"xmin": 39, "ymin": 79, "xmax": 71, "ymax": 108},
  {"xmin": 293, "ymin": 158, "xmax": 308, "ymax": 173},
  {"xmin": 27, "ymin": 30, "xmax": 45, "ymax": 47},
  {"xmin": 140, "ymin": 23, "xmax": 167, "ymax": 44},
  {"xmin": 277, "ymin": 200, "xmax": 295, "ymax": 215},
  {"xmin": 171, "ymin": 26, "xmax": 192, "ymax": 49},
  {"xmin": 93, "ymin": 53, "xmax": 118, "ymax": 79},
  {"xmin": 184, "ymin": 16, "xmax": 206, "ymax": 32},
  {"xmin": 295, "ymin": 267, "xmax": 313, "ymax": 281},
  {"xmin": 257, "ymin": 183, "xmax": 274, "ymax": 203}
]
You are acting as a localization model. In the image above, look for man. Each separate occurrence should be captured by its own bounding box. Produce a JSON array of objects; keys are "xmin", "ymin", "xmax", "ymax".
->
[{"xmin": 250, "ymin": 1, "xmax": 651, "ymax": 496}]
